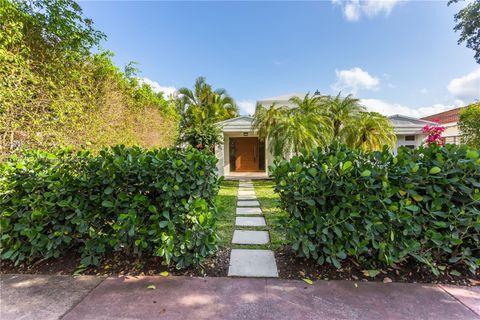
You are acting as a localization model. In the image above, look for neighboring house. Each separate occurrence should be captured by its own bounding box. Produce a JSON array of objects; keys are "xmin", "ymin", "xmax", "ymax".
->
[
  {"xmin": 214, "ymin": 93, "xmax": 436, "ymax": 177},
  {"xmin": 421, "ymin": 107, "xmax": 463, "ymax": 145},
  {"xmin": 389, "ymin": 114, "xmax": 435, "ymax": 152}
]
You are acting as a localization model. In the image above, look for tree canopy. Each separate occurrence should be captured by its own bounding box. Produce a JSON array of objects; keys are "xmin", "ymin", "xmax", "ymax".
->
[
  {"xmin": 175, "ymin": 77, "xmax": 238, "ymax": 148},
  {"xmin": 459, "ymin": 102, "xmax": 480, "ymax": 147},
  {"xmin": 1, "ymin": 0, "xmax": 178, "ymax": 155},
  {"xmin": 449, "ymin": 0, "xmax": 480, "ymax": 64},
  {"xmin": 176, "ymin": 77, "xmax": 238, "ymax": 128},
  {"xmin": 253, "ymin": 93, "xmax": 396, "ymax": 158}
]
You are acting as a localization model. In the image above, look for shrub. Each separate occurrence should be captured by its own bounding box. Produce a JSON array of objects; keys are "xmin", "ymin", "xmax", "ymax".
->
[
  {"xmin": 0, "ymin": 145, "xmax": 220, "ymax": 269},
  {"xmin": 271, "ymin": 144, "xmax": 480, "ymax": 274},
  {"xmin": 180, "ymin": 122, "xmax": 223, "ymax": 151},
  {"xmin": 459, "ymin": 102, "xmax": 480, "ymax": 148}
]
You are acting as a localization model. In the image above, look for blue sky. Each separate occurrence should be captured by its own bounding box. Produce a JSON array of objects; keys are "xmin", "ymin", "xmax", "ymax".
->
[{"xmin": 79, "ymin": 0, "xmax": 479, "ymax": 116}]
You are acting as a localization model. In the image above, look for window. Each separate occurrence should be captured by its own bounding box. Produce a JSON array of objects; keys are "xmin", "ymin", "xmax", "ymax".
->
[
  {"xmin": 259, "ymin": 141, "xmax": 265, "ymax": 171},
  {"xmin": 229, "ymin": 138, "xmax": 236, "ymax": 171},
  {"xmin": 405, "ymin": 135, "xmax": 415, "ymax": 141}
]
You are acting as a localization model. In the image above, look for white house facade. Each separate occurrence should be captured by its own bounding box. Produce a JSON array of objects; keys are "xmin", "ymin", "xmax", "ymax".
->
[{"xmin": 214, "ymin": 94, "xmax": 437, "ymax": 178}]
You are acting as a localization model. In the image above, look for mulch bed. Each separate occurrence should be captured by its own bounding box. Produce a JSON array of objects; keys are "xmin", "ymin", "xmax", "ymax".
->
[
  {"xmin": 0, "ymin": 248, "xmax": 230, "ymax": 278},
  {"xmin": 2, "ymin": 246, "xmax": 479, "ymax": 287},
  {"xmin": 275, "ymin": 246, "xmax": 480, "ymax": 286}
]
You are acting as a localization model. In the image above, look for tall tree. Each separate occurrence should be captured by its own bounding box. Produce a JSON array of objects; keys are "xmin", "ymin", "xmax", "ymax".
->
[
  {"xmin": 459, "ymin": 102, "xmax": 480, "ymax": 147},
  {"xmin": 325, "ymin": 93, "xmax": 365, "ymax": 139},
  {"xmin": 344, "ymin": 112, "xmax": 397, "ymax": 151},
  {"xmin": 449, "ymin": 0, "xmax": 480, "ymax": 64},
  {"xmin": 253, "ymin": 92, "xmax": 398, "ymax": 156},
  {"xmin": 253, "ymin": 93, "xmax": 332, "ymax": 158},
  {"xmin": 176, "ymin": 77, "xmax": 238, "ymax": 128}
]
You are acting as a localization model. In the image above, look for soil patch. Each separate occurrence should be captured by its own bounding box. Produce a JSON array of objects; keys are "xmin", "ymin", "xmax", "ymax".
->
[
  {"xmin": 0, "ymin": 247, "xmax": 230, "ymax": 278},
  {"xmin": 3, "ymin": 246, "xmax": 479, "ymax": 286},
  {"xmin": 275, "ymin": 246, "xmax": 480, "ymax": 286}
]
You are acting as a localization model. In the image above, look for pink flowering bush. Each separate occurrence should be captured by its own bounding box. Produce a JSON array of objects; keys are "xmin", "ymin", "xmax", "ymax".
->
[{"xmin": 423, "ymin": 124, "xmax": 445, "ymax": 146}]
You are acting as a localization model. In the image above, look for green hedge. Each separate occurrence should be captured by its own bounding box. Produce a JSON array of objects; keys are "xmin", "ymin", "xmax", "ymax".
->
[
  {"xmin": 0, "ymin": 146, "xmax": 220, "ymax": 269},
  {"xmin": 271, "ymin": 144, "xmax": 480, "ymax": 274}
]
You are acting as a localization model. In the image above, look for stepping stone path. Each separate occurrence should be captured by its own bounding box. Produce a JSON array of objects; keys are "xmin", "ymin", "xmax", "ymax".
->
[{"xmin": 228, "ymin": 180, "xmax": 279, "ymax": 278}]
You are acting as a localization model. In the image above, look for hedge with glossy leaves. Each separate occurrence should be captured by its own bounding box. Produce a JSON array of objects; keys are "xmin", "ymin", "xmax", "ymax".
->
[
  {"xmin": 271, "ymin": 144, "xmax": 480, "ymax": 275},
  {"xmin": 0, "ymin": 146, "xmax": 220, "ymax": 269}
]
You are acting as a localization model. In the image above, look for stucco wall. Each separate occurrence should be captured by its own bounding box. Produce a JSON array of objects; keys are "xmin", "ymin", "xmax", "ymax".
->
[
  {"xmin": 394, "ymin": 134, "xmax": 427, "ymax": 153},
  {"xmin": 215, "ymin": 131, "xmax": 272, "ymax": 177}
]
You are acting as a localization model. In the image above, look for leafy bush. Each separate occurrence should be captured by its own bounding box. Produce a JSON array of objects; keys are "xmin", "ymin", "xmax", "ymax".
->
[
  {"xmin": 180, "ymin": 123, "xmax": 223, "ymax": 151},
  {"xmin": 459, "ymin": 102, "xmax": 480, "ymax": 148},
  {"xmin": 271, "ymin": 144, "xmax": 480, "ymax": 274},
  {"xmin": 0, "ymin": 146, "xmax": 220, "ymax": 269},
  {"xmin": 1, "ymin": 0, "xmax": 178, "ymax": 155}
]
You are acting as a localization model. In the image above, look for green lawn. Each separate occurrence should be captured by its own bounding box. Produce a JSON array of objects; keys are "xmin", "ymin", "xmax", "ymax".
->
[
  {"xmin": 214, "ymin": 179, "xmax": 288, "ymax": 250},
  {"xmin": 214, "ymin": 180, "xmax": 238, "ymax": 247},
  {"xmin": 253, "ymin": 180, "xmax": 288, "ymax": 250}
]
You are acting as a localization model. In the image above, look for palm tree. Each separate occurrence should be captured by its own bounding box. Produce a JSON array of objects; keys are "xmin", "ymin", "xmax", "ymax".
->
[
  {"xmin": 325, "ymin": 93, "xmax": 365, "ymax": 139},
  {"xmin": 176, "ymin": 77, "xmax": 238, "ymax": 127},
  {"xmin": 253, "ymin": 93, "xmax": 332, "ymax": 158},
  {"xmin": 344, "ymin": 112, "xmax": 396, "ymax": 151}
]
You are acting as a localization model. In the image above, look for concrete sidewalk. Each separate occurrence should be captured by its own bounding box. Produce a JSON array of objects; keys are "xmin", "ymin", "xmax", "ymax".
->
[{"xmin": 1, "ymin": 274, "xmax": 479, "ymax": 320}]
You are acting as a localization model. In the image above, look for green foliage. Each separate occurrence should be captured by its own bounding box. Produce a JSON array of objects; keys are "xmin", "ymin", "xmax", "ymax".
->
[
  {"xmin": 448, "ymin": 0, "xmax": 480, "ymax": 64},
  {"xmin": 253, "ymin": 93, "xmax": 396, "ymax": 158},
  {"xmin": 253, "ymin": 93, "xmax": 332, "ymax": 157},
  {"xmin": 176, "ymin": 77, "xmax": 238, "ymax": 128},
  {"xmin": 0, "ymin": 0, "xmax": 178, "ymax": 155},
  {"xmin": 459, "ymin": 103, "xmax": 480, "ymax": 148},
  {"xmin": 175, "ymin": 77, "xmax": 238, "ymax": 144},
  {"xmin": 181, "ymin": 123, "xmax": 223, "ymax": 151},
  {"xmin": 271, "ymin": 144, "xmax": 480, "ymax": 274},
  {"xmin": 344, "ymin": 112, "xmax": 397, "ymax": 151},
  {"xmin": 0, "ymin": 146, "xmax": 220, "ymax": 269}
]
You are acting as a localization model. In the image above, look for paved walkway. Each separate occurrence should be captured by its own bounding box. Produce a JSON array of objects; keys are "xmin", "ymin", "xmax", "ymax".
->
[
  {"xmin": 228, "ymin": 180, "xmax": 279, "ymax": 277},
  {"xmin": 1, "ymin": 274, "xmax": 479, "ymax": 320}
]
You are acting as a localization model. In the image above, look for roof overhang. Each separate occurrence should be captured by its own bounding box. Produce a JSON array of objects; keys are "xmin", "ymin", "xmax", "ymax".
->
[{"xmin": 215, "ymin": 116, "xmax": 254, "ymax": 132}]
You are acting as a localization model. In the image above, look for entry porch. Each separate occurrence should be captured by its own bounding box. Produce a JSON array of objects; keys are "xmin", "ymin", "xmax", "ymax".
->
[{"xmin": 215, "ymin": 116, "xmax": 273, "ymax": 177}]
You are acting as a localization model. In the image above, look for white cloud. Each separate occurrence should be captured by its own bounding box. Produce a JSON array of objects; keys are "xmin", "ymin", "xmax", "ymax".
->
[
  {"xmin": 237, "ymin": 100, "xmax": 256, "ymax": 115},
  {"xmin": 333, "ymin": 0, "xmax": 401, "ymax": 22},
  {"xmin": 332, "ymin": 67, "xmax": 379, "ymax": 94},
  {"xmin": 447, "ymin": 68, "xmax": 480, "ymax": 104},
  {"xmin": 361, "ymin": 98, "xmax": 456, "ymax": 118},
  {"xmin": 138, "ymin": 77, "xmax": 177, "ymax": 99}
]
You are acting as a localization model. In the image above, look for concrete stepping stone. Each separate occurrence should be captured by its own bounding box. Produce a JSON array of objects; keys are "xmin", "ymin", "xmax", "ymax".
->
[
  {"xmin": 238, "ymin": 188, "xmax": 254, "ymax": 193},
  {"xmin": 237, "ymin": 200, "xmax": 260, "ymax": 207},
  {"xmin": 236, "ymin": 207, "xmax": 262, "ymax": 215},
  {"xmin": 238, "ymin": 195, "xmax": 257, "ymax": 201},
  {"xmin": 232, "ymin": 230, "xmax": 269, "ymax": 245},
  {"xmin": 238, "ymin": 190, "xmax": 255, "ymax": 196},
  {"xmin": 228, "ymin": 249, "xmax": 278, "ymax": 277},
  {"xmin": 239, "ymin": 183, "xmax": 253, "ymax": 188},
  {"xmin": 235, "ymin": 216, "xmax": 266, "ymax": 227}
]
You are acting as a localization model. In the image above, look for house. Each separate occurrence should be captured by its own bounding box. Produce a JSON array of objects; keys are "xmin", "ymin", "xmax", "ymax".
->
[
  {"xmin": 421, "ymin": 107, "xmax": 463, "ymax": 144},
  {"xmin": 389, "ymin": 114, "xmax": 435, "ymax": 152},
  {"xmin": 214, "ymin": 93, "xmax": 436, "ymax": 178}
]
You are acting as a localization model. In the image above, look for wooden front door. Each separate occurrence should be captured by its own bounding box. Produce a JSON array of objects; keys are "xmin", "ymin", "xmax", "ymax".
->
[{"xmin": 235, "ymin": 137, "xmax": 259, "ymax": 171}]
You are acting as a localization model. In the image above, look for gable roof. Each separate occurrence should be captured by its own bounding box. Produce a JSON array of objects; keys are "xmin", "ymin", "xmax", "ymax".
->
[
  {"xmin": 388, "ymin": 114, "xmax": 436, "ymax": 135},
  {"xmin": 215, "ymin": 116, "xmax": 254, "ymax": 132},
  {"xmin": 257, "ymin": 92, "xmax": 306, "ymax": 108}
]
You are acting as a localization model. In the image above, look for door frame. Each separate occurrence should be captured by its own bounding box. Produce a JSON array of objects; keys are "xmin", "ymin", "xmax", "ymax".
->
[{"xmin": 229, "ymin": 137, "xmax": 265, "ymax": 172}]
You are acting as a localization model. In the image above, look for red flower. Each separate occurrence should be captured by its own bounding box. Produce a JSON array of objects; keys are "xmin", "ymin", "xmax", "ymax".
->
[{"xmin": 423, "ymin": 124, "xmax": 445, "ymax": 146}]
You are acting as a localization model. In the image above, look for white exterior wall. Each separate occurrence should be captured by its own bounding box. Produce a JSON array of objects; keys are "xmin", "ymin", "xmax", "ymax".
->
[
  {"xmin": 442, "ymin": 122, "xmax": 462, "ymax": 144},
  {"xmin": 215, "ymin": 116, "xmax": 272, "ymax": 177},
  {"xmin": 393, "ymin": 134, "xmax": 427, "ymax": 153}
]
